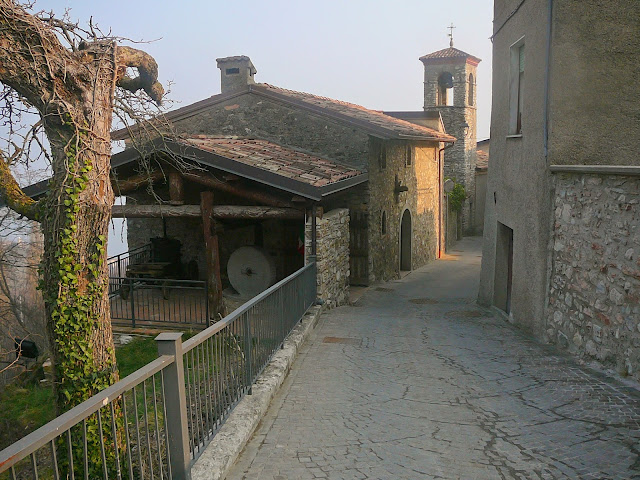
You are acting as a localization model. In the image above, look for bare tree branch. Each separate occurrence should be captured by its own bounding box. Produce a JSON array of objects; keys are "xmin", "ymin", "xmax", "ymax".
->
[
  {"xmin": 0, "ymin": 150, "xmax": 39, "ymax": 220},
  {"xmin": 115, "ymin": 46, "xmax": 164, "ymax": 103}
]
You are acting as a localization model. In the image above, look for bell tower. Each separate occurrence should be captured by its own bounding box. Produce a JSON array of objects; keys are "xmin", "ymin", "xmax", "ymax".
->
[{"xmin": 420, "ymin": 35, "xmax": 481, "ymax": 233}]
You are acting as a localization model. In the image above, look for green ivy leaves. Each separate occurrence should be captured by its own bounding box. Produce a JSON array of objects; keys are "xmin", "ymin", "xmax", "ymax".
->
[{"xmin": 447, "ymin": 179, "xmax": 466, "ymax": 213}]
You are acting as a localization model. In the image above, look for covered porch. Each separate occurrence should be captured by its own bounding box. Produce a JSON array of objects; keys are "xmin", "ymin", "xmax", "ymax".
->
[{"xmin": 108, "ymin": 135, "xmax": 366, "ymax": 328}]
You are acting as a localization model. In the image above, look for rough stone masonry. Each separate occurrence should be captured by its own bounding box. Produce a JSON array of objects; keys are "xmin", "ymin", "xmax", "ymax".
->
[
  {"xmin": 306, "ymin": 209, "xmax": 350, "ymax": 309},
  {"xmin": 547, "ymin": 173, "xmax": 640, "ymax": 380}
]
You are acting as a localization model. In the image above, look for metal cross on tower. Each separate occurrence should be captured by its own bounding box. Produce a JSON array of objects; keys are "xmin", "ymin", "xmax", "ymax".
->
[{"xmin": 448, "ymin": 23, "xmax": 456, "ymax": 47}]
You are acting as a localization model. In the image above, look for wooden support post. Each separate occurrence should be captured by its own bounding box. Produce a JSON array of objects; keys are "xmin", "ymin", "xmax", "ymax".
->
[
  {"xmin": 310, "ymin": 203, "xmax": 317, "ymax": 260},
  {"xmin": 201, "ymin": 191, "xmax": 225, "ymax": 321},
  {"xmin": 168, "ymin": 170, "xmax": 184, "ymax": 205}
]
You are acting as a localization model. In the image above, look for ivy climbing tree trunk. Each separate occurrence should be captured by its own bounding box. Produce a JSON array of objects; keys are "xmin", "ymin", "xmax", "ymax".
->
[
  {"xmin": 40, "ymin": 80, "xmax": 119, "ymax": 410},
  {"xmin": 0, "ymin": 0, "xmax": 163, "ymax": 417}
]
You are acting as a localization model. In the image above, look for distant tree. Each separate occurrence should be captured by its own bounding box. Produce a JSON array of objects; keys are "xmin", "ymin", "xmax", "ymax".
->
[
  {"xmin": 0, "ymin": 0, "xmax": 164, "ymax": 422},
  {"xmin": 0, "ymin": 214, "xmax": 46, "ymax": 382}
]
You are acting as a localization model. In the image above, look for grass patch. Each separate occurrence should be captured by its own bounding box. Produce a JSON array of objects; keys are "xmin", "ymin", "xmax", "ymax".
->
[
  {"xmin": 115, "ymin": 336, "xmax": 159, "ymax": 377},
  {"xmin": 115, "ymin": 332, "xmax": 196, "ymax": 378},
  {"xmin": 0, "ymin": 382, "xmax": 56, "ymax": 450},
  {"xmin": 0, "ymin": 334, "xmax": 192, "ymax": 451}
]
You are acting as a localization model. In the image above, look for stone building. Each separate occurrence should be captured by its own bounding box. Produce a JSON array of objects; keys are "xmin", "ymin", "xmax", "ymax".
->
[
  {"xmin": 386, "ymin": 41, "xmax": 482, "ymax": 235},
  {"xmin": 112, "ymin": 56, "xmax": 455, "ymax": 309},
  {"xmin": 479, "ymin": 0, "xmax": 640, "ymax": 380}
]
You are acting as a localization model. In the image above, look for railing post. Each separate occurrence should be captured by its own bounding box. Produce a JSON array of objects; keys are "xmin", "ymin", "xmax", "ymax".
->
[
  {"xmin": 311, "ymin": 262, "xmax": 318, "ymax": 306},
  {"xmin": 243, "ymin": 314, "xmax": 253, "ymax": 395},
  {"xmin": 117, "ymin": 254, "xmax": 122, "ymax": 278},
  {"xmin": 130, "ymin": 280, "xmax": 136, "ymax": 328},
  {"xmin": 155, "ymin": 333, "xmax": 192, "ymax": 480},
  {"xmin": 280, "ymin": 287, "xmax": 285, "ymax": 349},
  {"xmin": 306, "ymin": 256, "xmax": 318, "ymax": 309},
  {"xmin": 205, "ymin": 282, "xmax": 210, "ymax": 328}
]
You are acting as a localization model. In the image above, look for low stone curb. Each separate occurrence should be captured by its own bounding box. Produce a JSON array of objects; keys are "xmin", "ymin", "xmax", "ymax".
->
[{"xmin": 190, "ymin": 305, "xmax": 323, "ymax": 480}]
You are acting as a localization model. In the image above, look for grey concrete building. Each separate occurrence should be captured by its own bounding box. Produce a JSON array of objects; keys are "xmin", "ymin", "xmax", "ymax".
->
[
  {"xmin": 480, "ymin": 0, "xmax": 640, "ymax": 380},
  {"xmin": 474, "ymin": 139, "xmax": 489, "ymax": 234}
]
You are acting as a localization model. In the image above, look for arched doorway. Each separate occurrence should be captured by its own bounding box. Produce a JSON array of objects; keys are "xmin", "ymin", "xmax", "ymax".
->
[{"xmin": 400, "ymin": 209, "xmax": 412, "ymax": 271}]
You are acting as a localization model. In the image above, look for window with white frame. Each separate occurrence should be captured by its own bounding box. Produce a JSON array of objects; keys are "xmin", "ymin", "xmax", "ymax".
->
[{"xmin": 509, "ymin": 37, "xmax": 525, "ymax": 135}]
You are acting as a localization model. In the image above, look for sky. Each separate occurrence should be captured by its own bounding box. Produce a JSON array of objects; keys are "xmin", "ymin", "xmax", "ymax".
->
[{"xmin": 33, "ymin": 0, "xmax": 495, "ymax": 255}]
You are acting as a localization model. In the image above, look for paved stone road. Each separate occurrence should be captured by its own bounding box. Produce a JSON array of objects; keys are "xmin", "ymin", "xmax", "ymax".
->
[{"xmin": 227, "ymin": 237, "xmax": 640, "ymax": 480}]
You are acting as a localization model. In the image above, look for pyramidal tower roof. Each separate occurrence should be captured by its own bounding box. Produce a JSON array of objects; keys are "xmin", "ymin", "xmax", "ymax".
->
[{"xmin": 419, "ymin": 47, "xmax": 481, "ymax": 66}]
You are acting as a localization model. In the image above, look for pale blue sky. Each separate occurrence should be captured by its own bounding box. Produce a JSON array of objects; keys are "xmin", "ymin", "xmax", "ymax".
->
[{"xmin": 33, "ymin": 0, "xmax": 495, "ymax": 254}]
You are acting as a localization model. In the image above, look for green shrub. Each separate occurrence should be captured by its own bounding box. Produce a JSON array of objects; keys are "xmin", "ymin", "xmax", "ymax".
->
[{"xmin": 447, "ymin": 180, "xmax": 466, "ymax": 212}]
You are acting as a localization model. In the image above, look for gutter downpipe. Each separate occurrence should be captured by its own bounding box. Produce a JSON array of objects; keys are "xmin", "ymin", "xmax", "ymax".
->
[
  {"xmin": 438, "ymin": 141, "xmax": 455, "ymax": 258},
  {"xmin": 543, "ymin": 0, "xmax": 553, "ymax": 160},
  {"xmin": 541, "ymin": 0, "xmax": 555, "ymax": 338}
]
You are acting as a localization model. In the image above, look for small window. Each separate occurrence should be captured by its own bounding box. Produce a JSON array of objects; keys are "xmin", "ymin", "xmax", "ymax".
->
[
  {"xmin": 509, "ymin": 38, "xmax": 525, "ymax": 135},
  {"xmin": 226, "ymin": 67, "xmax": 240, "ymax": 75},
  {"xmin": 381, "ymin": 211, "xmax": 387, "ymax": 235},
  {"xmin": 468, "ymin": 73, "xmax": 475, "ymax": 106},
  {"xmin": 405, "ymin": 145, "xmax": 412, "ymax": 167},
  {"xmin": 379, "ymin": 144, "xmax": 387, "ymax": 170}
]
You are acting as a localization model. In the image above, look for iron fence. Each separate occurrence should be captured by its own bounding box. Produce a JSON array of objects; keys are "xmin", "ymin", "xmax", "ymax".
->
[
  {"xmin": 107, "ymin": 245, "xmax": 152, "ymax": 294},
  {"xmin": 0, "ymin": 262, "xmax": 317, "ymax": 479},
  {"xmin": 182, "ymin": 261, "xmax": 317, "ymax": 458},
  {"xmin": 0, "ymin": 344, "xmax": 186, "ymax": 480},
  {"xmin": 109, "ymin": 277, "xmax": 209, "ymax": 328}
]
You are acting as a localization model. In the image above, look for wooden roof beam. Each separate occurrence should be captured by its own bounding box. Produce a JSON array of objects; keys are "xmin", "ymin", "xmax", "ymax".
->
[
  {"xmin": 182, "ymin": 170, "xmax": 296, "ymax": 208},
  {"xmin": 111, "ymin": 204, "xmax": 304, "ymax": 220}
]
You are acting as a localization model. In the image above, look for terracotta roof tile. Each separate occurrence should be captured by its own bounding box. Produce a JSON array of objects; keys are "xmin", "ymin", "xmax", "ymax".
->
[
  {"xmin": 255, "ymin": 84, "xmax": 455, "ymax": 142},
  {"xmin": 179, "ymin": 135, "xmax": 364, "ymax": 188},
  {"xmin": 114, "ymin": 82, "xmax": 456, "ymax": 143},
  {"xmin": 419, "ymin": 47, "xmax": 481, "ymax": 65}
]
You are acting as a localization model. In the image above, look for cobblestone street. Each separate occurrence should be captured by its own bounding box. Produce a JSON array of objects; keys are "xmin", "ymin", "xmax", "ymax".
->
[{"xmin": 226, "ymin": 237, "xmax": 640, "ymax": 480}]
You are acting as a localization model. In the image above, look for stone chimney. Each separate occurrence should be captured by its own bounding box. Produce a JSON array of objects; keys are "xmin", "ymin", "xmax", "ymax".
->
[{"xmin": 216, "ymin": 56, "xmax": 257, "ymax": 93}]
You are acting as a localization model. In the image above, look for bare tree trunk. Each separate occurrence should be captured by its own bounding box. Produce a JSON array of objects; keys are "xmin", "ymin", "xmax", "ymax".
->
[
  {"xmin": 0, "ymin": 1, "xmax": 162, "ymax": 415},
  {"xmin": 34, "ymin": 46, "xmax": 118, "ymax": 413},
  {"xmin": 0, "ymin": 3, "xmax": 164, "ymax": 474}
]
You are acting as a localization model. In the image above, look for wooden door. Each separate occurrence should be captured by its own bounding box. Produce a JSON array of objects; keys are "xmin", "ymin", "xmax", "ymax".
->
[{"xmin": 349, "ymin": 210, "xmax": 369, "ymax": 285}]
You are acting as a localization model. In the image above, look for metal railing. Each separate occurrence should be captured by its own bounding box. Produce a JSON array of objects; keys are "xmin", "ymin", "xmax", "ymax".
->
[
  {"xmin": 109, "ymin": 277, "xmax": 209, "ymax": 328},
  {"xmin": 0, "ymin": 262, "xmax": 317, "ymax": 480},
  {"xmin": 107, "ymin": 244, "xmax": 152, "ymax": 294},
  {"xmin": 182, "ymin": 261, "xmax": 317, "ymax": 458},
  {"xmin": 0, "ymin": 340, "xmax": 186, "ymax": 480}
]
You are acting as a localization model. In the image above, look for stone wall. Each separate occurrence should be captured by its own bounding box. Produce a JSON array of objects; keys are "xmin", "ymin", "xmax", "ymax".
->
[
  {"xmin": 367, "ymin": 140, "xmax": 440, "ymax": 282},
  {"xmin": 423, "ymin": 61, "xmax": 478, "ymax": 234},
  {"xmin": 154, "ymin": 91, "xmax": 442, "ymax": 286},
  {"xmin": 473, "ymin": 170, "xmax": 487, "ymax": 234},
  {"xmin": 546, "ymin": 173, "xmax": 640, "ymax": 380},
  {"xmin": 173, "ymin": 93, "xmax": 371, "ymax": 171},
  {"xmin": 306, "ymin": 209, "xmax": 350, "ymax": 308},
  {"xmin": 446, "ymin": 201, "xmax": 460, "ymax": 250}
]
